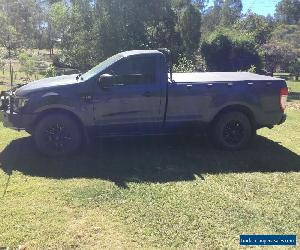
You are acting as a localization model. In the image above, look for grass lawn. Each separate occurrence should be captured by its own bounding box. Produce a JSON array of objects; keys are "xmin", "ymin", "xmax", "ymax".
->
[
  {"xmin": 0, "ymin": 108, "xmax": 299, "ymax": 249},
  {"xmin": 0, "ymin": 70, "xmax": 45, "ymax": 86},
  {"xmin": 287, "ymin": 80, "xmax": 300, "ymax": 93},
  {"xmin": 0, "ymin": 85, "xmax": 8, "ymax": 92}
]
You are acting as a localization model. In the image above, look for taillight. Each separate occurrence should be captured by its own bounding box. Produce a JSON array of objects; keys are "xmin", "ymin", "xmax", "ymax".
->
[{"xmin": 280, "ymin": 87, "xmax": 288, "ymax": 112}]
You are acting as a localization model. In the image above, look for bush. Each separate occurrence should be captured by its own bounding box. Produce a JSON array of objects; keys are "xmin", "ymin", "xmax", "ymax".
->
[
  {"xmin": 173, "ymin": 56, "xmax": 196, "ymax": 73},
  {"xmin": 0, "ymin": 52, "xmax": 5, "ymax": 74},
  {"xmin": 18, "ymin": 52, "xmax": 39, "ymax": 78},
  {"xmin": 247, "ymin": 65, "xmax": 257, "ymax": 73},
  {"xmin": 45, "ymin": 65, "xmax": 57, "ymax": 77},
  {"xmin": 289, "ymin": 59, "xmax": 300, "ymax": 80},
  {"xmin": 201, "ymin": 29, "xmax": 261, "ymax": 72},
  {"xmin": 262, "ymin": 42, "xmax": 297, "ymax": 75}
]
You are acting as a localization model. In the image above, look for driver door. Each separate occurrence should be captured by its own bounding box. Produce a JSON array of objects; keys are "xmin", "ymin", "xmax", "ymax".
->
[{"xmin": 93, "ymin": 54, "xmax": 164, "ymax": 135}]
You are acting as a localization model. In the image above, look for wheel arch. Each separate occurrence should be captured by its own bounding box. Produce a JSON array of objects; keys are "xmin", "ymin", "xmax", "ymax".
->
[
  {"xmin": 32, "ymin": 108, "xmax": 85, "ymax": 134},
  {"xmin": 211, "ymin": 104, "xmax": 257, "ymax": 129}
]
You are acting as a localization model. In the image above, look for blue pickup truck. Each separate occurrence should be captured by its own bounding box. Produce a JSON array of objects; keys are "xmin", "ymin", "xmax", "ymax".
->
[{"xmin": 0, "ymin": 49, "xmax": 288, "ymax": 156}]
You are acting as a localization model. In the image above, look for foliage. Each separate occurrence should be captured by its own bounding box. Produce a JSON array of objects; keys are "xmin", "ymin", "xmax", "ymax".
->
[
  {"xmin": 0, "ymin": 0, "xmax": 299, "ymax": 75},
  {"xmin": 53, "ymin": 0, "xmax": 199, "ymax": 70},
  {"xmin": 171, "ymin": 0, "xmax": 208, "ymax": 12},
  {"xmin": 48, "ymin": 1, "xmax": 69, "ymax": 41},
  {"xmin": 275, "ymin": 0, "xmax": 300, "ymax": 24},
  {"xmin": 0, "ymin": 0, "xmax": 44, "ymax": 48},
  {"xmin": 246, "ymin": 65, "xmax": 257, "ymax": 73},
  {"xmin": 18, "ymin": 52, "xmax": 39, "ymax": 77},
  {"xmin": 220, "ymin": 0, "xmax": 243, "ymax": 26},
  {"xmin": 173, "ymin": 56, "xmax": 196, "ymax": 72},
  {"xmin": 202, "ymin": 0, "xmax": 242, "ymax": 34},
  {"xmin": 271, "ymin": 24, "xmax": 300, "ymax": 55},
  {"xmin": 0, "ymin": 11, "xmax": 19, "ymax": 50},
  {"xmin": 58, "ymin": 0, "xmax": 97, "ymax": 70},
  {"xmin": 201, "ymin": 1, "xmax": 223, "ymax": 34},
  {"xmin": 194, "ymin": 54, "xmax": 207, "ymax": 72},
  {"xmin": 0, "ymin": 49, "xmax": 6, "ymax": 72},
  {"xmin": 234, "ymin": 12, "xmax": 274, "ymax": 45},
  {"xmin": 178, "ymin": 4, "xmax": 202, "ymax": 56},
  {"xmin": 289, "ymin": 59, "xmax": 300, "ymax": 80},
  {"xmin": 201, "ymin": 29, "xmax": 261, "ymax": 72},
  {"xmin": 45, "ymin": 65, "xmax": 57, "ymax": 78},
  {"xmin": 262, "ymin": 42, "xmax": 297, "ymax": 75}
]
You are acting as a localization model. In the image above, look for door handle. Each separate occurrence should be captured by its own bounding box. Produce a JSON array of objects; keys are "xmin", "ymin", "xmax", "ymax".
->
[{"xmin": 143, "ymin": 91, "xmax": 152, "ymax": 97}]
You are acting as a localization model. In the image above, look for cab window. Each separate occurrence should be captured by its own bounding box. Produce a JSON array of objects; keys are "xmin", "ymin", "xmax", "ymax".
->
[{"xmin": 109, "ymin": 55, "xmax": 157, "ymax": 84}]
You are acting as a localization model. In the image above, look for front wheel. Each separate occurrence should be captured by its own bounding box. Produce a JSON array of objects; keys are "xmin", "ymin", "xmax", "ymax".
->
[
  {"xmin": 212, "ymin": 111, "xmax": 254, "ymax": 150},
  {"xmin": 34, "ymin": 113, "xmax": 82, "ymax": 156}
]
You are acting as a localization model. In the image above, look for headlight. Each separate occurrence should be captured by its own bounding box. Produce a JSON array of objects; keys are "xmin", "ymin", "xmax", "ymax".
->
[{"xmin": 13, "ymin": 96, "xmax": 29, "ymax": 112}]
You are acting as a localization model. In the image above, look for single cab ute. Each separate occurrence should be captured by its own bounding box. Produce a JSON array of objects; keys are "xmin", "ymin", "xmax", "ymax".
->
[{"xmin": 0, "ymin": 49, "xmax": 288, "ymax": 155}]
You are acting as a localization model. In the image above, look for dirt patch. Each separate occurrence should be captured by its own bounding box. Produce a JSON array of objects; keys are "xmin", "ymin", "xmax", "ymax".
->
[{"xmin": 287, "ymin": 100, "xmax": 300, "ymax": 111}]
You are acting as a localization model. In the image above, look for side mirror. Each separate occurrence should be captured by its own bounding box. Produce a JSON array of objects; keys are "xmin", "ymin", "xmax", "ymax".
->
[{"xmin": 98, "ymin": 74, "xmax": 114, "ymax": 89}]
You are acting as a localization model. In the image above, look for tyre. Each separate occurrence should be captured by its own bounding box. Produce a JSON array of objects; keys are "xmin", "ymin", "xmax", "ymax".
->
[
  {"xmin": 212, "ymin": 111, "xmax": 254, "ymax": 150},
  {"xmin": 34, "ymin": 113, "xmax": 82, "ymax": 156}
]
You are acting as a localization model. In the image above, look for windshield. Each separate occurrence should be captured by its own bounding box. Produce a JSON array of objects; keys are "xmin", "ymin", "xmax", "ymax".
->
[{"xmin": 81, "ymin": 53, "xmax": 123, "ymax": 80}]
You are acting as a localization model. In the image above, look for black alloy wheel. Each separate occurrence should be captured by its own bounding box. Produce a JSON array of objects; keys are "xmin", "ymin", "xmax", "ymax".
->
[
  {"xmin": 34, "ymin": 113, "xmax": 82, "ymax": 156},
  {"xmin": 213, "ymin": 111, "xmax": 254, "ymax": 150}
]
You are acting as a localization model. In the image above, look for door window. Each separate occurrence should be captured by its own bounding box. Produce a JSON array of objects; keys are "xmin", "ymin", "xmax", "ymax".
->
[{"xmin": 108, "ymin": 55, "xmax": 156, "ymax": 84}]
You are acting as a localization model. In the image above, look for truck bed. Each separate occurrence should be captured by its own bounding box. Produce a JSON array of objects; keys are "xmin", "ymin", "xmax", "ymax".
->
[
  {"xmin": 171, "ymin": 72, "xmax": 282, "ymax": 83},
  {"xmin": 166, "ymin": 72, "xmax": 287, "ymax": 128}
]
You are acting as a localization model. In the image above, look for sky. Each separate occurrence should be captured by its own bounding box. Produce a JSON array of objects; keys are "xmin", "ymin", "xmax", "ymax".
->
[{"xmin": 208, "ymin": 0, "xmax": 282, "ymax": 16}]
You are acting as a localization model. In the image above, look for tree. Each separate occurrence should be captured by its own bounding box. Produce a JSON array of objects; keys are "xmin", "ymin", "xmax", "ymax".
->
[
  {"xmin": 275, "ymin": 0, "xmax": 300, "ymax": 24},
  {"xmin": 0, "ymin": 49, "xmax": 6, "ymax": 74},
  {"xmin": 171, "ymin": 0, "xmax": 208, "ymax": 12},
  {"xmin": 201, "ymin": 28, "xmax": 261, "ymax": 72},
  {"xmin": 0, "ymin": 0, "xmax": 45, "ymax": 48},
  {"xmin": 234, "ymin": 12, "xmax": 273, "ymax": 45},
  {"xmin": 262, "ymin": 42, "xmax": 297, "ymax": 75},
  {"xmin": 56, "ymin": 0, "xmax": 202, "ymax": 69},
  {"xmin": 58, "ymin": 0, "xmax": 97, "ymax": 69},
  {"xmin": 94, "ymin": 0, "xmax": 148, "ymax": 59},
  {"xmin": 289, "ymin": 59, "xmax": 300, "ymax": 80},
  {"xmin": 0, "ymin": 9, "xmax": 19, "ymax": 50},
  {"xmin": 48, "ymin": 1, "xmax": 69, "ymax": 54},
  {"xmin": 202, "ymin": 0, "xmax": 243, "ymax": 34},
  {"xmin": 271, "ymin": 24, "xmax": 300, "ymax": 55},
  {"xmin": 201, "ymin": 0, "xmax": 224, "ymax": 34},
  {"xmin": 178, "ymin": 4, "xmax": 202, "ymax": 57},
  {"xmin": 220, "ymin": 0, "xmax": 243, "ymax": 26},
  {"xmin": 18, "ymin": 52, "xmax": 39, "ymax": 79}
]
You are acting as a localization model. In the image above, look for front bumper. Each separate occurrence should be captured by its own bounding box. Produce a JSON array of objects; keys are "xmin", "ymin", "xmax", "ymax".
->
[{"xmin": 0, "ymin": 110, "xmax": 36, "ymax": 130}]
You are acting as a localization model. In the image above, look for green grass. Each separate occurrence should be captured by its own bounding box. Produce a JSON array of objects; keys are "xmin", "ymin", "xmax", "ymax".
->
[
  {"xmin": 0, "ymin": 70, "xmax": 45, "ymax": 86},
  {"xmin": 287, "ymin": 80, "xmax": 300, "ymax": 93},
  {"xmin": 0, "ymin": 110, "xmax": 300, "ymax": 249},
  {"xmin": 0, "ymin": 85, "xmax": 8, "ymax": 92}
]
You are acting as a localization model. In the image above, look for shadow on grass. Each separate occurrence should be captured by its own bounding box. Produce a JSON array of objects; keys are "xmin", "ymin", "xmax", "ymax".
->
[
  {"xmin": 288, "ymin": 93, "xmax": 300, "ymax": 101},
  {"xmin": 0, "ymin": 135, "xmax": 299, "ymax": 187}
]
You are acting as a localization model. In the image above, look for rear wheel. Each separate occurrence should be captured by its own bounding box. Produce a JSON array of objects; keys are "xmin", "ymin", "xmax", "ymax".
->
[
  {"xmin": 212, "ymin": 111, "xmax": 254, "ymax": 150},
  {"xmin": 34, "ymin": 113, "xmax": 82, "ymax": 156}
]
